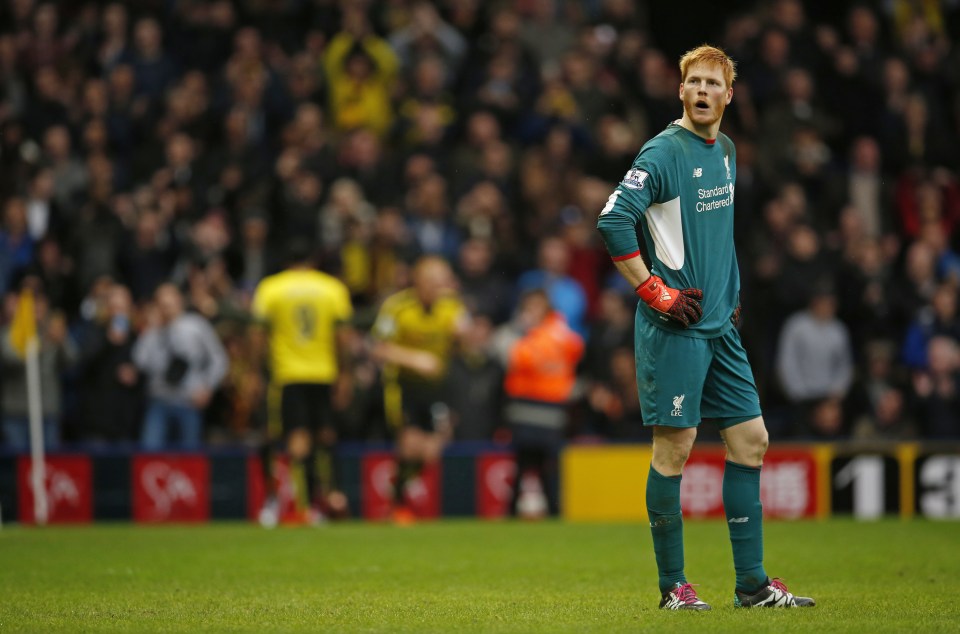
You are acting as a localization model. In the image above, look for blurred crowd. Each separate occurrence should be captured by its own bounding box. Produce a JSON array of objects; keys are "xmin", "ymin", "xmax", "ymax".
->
[{"xmin": 0, "ymin": 0, "xmax": 959, "ymax": 450}]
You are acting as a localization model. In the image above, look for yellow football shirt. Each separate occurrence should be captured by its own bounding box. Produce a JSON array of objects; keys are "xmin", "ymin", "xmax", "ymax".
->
[
  {"xmin": 372, "ymin": 288, "xmax": 466, "ymax": 383},
  {"xmin": 252, "ymin": 269, "xmax": 353, "ymax": 385}
]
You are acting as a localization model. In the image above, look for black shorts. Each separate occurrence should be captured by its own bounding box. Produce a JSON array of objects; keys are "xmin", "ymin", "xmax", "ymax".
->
[
  {"xmin": 393, "ymin": 381, "xmax": 450, "ymax": 433},
  {"xmin": 280, "ymin": 383, "xmax": 333, "ymax": 436}
]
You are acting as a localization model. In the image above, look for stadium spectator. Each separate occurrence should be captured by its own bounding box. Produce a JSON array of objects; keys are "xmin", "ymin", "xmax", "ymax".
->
[
  {"xmin": 449, "ymin": 109, "xmax": 503, "ymax": 196},
  {"xmin": 447, "ymin": 312, "xmax": 503, "ymax": 441},
  {"xmin": 910, "ymin": 335, "xmax": 960, "ymax": 440},
  {"xmin": 0, "ymin": 197, "xmax": 34, "ymax": 297},
  {"xmin": 132, "ymin": 283, "xmax": 228, "ymax": 449},
  {"xmin": 405, "ymin": 172, "xmax": 461, "ymax": 261},
  {"xmin": 388, "ymin": 1, "xmax": 467, "ymax": 78},
  {"xmin": 518, "ymin": 0, "xmax": 575, "ymax": 70},
  {"xmin": 517, "ymin": 235, "xmax": 588, "ymax": 337},
  {"xmin": 318, "ymin": 177, "xmax": 376, "ymax": 263},
  {"xmin": 129, "ymin": 17, "xmax": 178, "ymax": 105},
  {"xmin": 849, "ymin": 339, "xmax": 915, "ymax": 440},
  {"xmin": 30, "ymin": 237, "xmax": 75, "ymax": 317},
  {"xmin": 582, "ymin": 288, "xmax": 634, "ymax": 385},
  {"xmin": 233, "ymin": 209, "xmax": 275, "ymax": 295},
  {"xmin": 776, "ymin": 283, "xmax": 855, "ymax": 437},
  {"xmin": 829, "ymin": 136, "xmax": 893, "ymax": 239},
  {"xmin": 834, "ymin": 233, "xmax": 898, "ymax": 351},
  {"xmin": 322, "ymin": 10, "xmax": 399, "ymax": 138},
  {"xmin": 454, "ymin": 236, "xmax": 512, "ymax": 325},
  {"xmin": 96, "ymin": 2, "xmax": 131, "ymax": 74},
  {"xmin": 117, "ymin": 209, "xmax": 178, "ymax": 303},
  {"xmin": 41, "ymin": 125, "xmax": 87, "ymax": 221},
  {"xmin": 583, "ymin": 343, "xmax": 646, "ymax": 441},
  {"xmin": 901, "ymin": 282, "xmax": 960, "ymax": 369},
  {"xmin": 772, "ymin": 222, "xmax": 836, "ymax": 324},
  {"xmin": 75, "ymin": 282, "xmax": 143, "ymax": 444}
]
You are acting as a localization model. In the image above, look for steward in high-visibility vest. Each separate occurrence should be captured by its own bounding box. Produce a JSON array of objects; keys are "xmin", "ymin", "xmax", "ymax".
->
[{"xmin": 503, "ymin": 289, "xmax": 584, "ymax": 516}]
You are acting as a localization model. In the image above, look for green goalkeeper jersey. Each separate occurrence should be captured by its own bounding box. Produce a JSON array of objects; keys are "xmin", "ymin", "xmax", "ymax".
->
[{"xmin": 597, "ymin": 122, "xmax": 740, "ymax": 339}]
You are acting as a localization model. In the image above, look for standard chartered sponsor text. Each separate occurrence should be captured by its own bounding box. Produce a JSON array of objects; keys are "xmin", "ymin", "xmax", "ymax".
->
[{"xmin": 696, "ymin": 183, "xmax": 734, "ymax": 212}]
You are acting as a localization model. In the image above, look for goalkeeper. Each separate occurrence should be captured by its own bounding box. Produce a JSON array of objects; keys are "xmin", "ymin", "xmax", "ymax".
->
[{"xmin": 596, "ymin": 44, "xmax": 815, "ymax": 611}]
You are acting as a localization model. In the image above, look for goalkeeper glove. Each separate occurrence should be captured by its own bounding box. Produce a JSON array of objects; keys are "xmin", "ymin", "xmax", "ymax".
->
[
  {"xmin": 635, "ymin": 275, "xmax": 703, "ymax": 328},
  {"xmin": 731, "ymin": 302, "xmax": 742, "ymax": 328}
]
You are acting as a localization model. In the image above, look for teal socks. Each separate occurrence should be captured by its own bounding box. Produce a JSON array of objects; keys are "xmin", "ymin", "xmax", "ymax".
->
[
  {"xmin": 723, "ymin": 460, "xmax": 768, "ymax": 593},
  {"xmin": 646, "ymin": 465, "xmax": 686, "ymax": 593}
]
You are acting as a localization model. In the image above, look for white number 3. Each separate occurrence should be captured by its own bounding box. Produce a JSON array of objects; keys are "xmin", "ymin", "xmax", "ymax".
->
[{"xmin": 600, "ymin": 190, "xmax": 621, "ymax": 216}]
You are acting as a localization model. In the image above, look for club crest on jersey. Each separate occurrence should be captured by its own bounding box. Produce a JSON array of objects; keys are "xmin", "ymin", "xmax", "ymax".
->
[
  {"xmin": 621, "ymin": 168, "xmax": 648, "ymax": 190},
  {"xmin": 724, "ymin": 154, "xmax": 731, "ymax": 180},
  {"xmin": 671, "ymin": 394, "xmax": 684, "ymax": 417}
]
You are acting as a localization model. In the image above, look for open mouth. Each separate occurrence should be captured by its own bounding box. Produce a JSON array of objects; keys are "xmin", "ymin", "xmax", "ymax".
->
[{"xmin": 695, "ymin": 100, "xmax": 710, "ymax": 110}]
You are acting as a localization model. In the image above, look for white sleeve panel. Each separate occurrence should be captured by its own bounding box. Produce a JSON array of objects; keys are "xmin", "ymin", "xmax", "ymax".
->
[{"xmin": 645, "ymin": 195, "xmax": 685, "ymax": 270}]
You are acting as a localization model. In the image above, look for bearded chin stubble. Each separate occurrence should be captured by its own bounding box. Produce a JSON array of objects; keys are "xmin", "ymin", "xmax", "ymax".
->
[{"xmin": 683, "ymin": 98, "xmax": 725, "ymax": 126}]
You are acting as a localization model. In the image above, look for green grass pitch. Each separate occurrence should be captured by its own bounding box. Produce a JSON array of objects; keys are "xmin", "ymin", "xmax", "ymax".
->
[{"xmin": 0, "ymin": 519, "xmax": 956, "ymax": 632}]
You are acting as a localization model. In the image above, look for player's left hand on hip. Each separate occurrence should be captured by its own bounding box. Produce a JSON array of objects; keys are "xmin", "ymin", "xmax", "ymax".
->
[
  {"xmin": 731, "ymin": 302, "xmax": 742, "ymax": 328},
  {"xmin": 635, "ymin": 275, "xmax": 704, "ymax": 328}
]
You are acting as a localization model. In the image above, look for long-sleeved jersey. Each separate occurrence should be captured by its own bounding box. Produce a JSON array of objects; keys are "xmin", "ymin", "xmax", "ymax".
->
[{"xmin": 597, "ymin": 122, "xmax": 740, "ymax": 338}]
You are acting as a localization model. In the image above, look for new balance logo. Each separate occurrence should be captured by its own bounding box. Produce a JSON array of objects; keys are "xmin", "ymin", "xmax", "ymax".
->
[
  {"xmin": 728, "ymin": 516, "xmax": 750, "ymax": 523},
  {"xmin": 693, "ymin": 167, "xmax": 703, "ymax": 177},
  {"xmin": 671, "ymin": 394, "xmax": 684, "ymax": 417}
]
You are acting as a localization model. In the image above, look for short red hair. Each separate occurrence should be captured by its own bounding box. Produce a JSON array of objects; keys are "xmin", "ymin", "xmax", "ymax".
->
[{"xmin": 679, "ymin": 45, "xmax": 737, "ymax": 88}]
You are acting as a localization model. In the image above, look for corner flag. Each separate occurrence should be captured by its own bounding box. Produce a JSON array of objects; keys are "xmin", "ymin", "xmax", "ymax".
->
[
  {"xmin": 9, "ymin": 288, "xmax": 47, "ymax": 524},
  {"xmin": 9, "ymin": 287, "xmax": 36, "ymax": 358}
]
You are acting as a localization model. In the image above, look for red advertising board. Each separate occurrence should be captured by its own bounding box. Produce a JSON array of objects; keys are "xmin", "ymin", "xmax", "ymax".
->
[
  {"xmin": 361, "ymin": 452, "xmax": 440, "ymax": 520},
  {"xmin": 680, "ymin": 448, "xmax": 818, "ymax": 519},
  {"xmin": 476, "ymin": 453, "xmax": 515, "ymax": 518},
  {"xmin": 132, "ymin": 455, "xmax": 209, "ymax": 523},
  {"xmin": 17, "ymin": 456, "xmax": 92, "ymax": 523},
  {"xmin": 679, "ymin": 450, "xmax": 727, "ymax": 518},
  {"xmin": 759, "ymin": 449, "xmax": 819, "ymax": 519}
]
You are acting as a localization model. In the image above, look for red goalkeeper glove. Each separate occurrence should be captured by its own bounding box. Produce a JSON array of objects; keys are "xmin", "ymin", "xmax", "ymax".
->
[{"xmin": 635, "ymin": 275, "xmax": 704, "ymax": 328}]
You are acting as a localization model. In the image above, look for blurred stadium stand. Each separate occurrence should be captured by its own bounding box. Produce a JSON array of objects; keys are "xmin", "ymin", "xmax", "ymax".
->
[{"xmin": 0, "ymin": 0, "xmax": 959, "ymax": 521}]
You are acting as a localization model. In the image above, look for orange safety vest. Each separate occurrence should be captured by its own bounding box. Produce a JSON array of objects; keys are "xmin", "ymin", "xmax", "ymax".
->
[{"xmin": 504, "ymin": 312, "xmax": 584, "ymax": 404}]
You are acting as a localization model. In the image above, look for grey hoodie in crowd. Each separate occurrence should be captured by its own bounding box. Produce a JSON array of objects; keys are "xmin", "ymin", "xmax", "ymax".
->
[{"xmin": 132, "ymin": 312, "xmax": 228, "ymax": 406}]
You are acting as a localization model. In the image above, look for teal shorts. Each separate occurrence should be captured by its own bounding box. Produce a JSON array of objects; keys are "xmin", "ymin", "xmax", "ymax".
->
[{"xmin": 634, "ymin": 318, "xmax": 761, "ymax": 428}]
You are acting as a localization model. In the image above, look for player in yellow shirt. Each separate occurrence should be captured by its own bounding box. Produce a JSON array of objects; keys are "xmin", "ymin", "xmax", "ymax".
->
[
  {"xmin": 371, "ymin": 256, "xmax": 469, "ymax": 523},
  {"xmin": 252, "ymin": 240, "xmax": 354, "ymax": 526}
]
